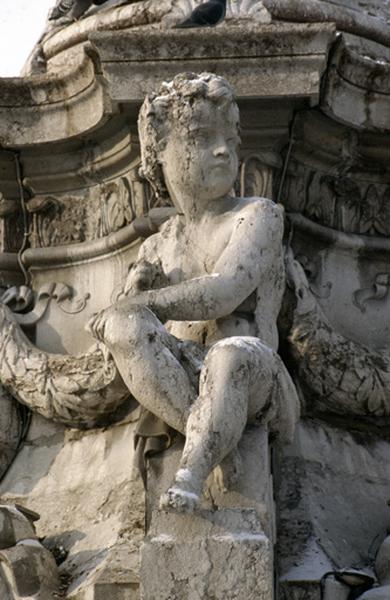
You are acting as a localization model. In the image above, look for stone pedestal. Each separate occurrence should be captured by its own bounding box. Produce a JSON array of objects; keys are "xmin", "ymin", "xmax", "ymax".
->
[
  {"xmin": 141, "ymin": 508, "xmax": 273, "ymax": 600},
  {"xmin": 147, "ymin": 425, "xmax": 275, "ymax": 540}
]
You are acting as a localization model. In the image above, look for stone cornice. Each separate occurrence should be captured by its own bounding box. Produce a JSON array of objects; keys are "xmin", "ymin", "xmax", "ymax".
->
[
  {"xmin": 22, "ymin": 221, "xmax": 139, "ymax": 270},
  {"xmin": 288, "ymin": 213, "xmax": 390, "ymax": 255},
  {"xmin": 263, "ymin": 0, "xmax": 390, "ymax": 49},
  {"xmin": 90, "ymin": 23, "xmax": 335, "ymax": 103},
  {"xmin": 321, "ymin": 37, "xmax": 390, "ymax": 132},
  {"xmin": 36, "ymin": 0, "xmax": 390, "ymax": 68},
  {"xmin": 0, "ymin": 22, "xmax": 334, "ymax": 150},
  {"xmin": 0, "ymin": 48, "xmax": 112, "ymax": 147},
  {"xmin": 21, "ymin": 209, "xmax": 172, "ymax": 270},
  {"xmin": 40, "ymin": 0, "xmax": 172, "ymax": 62}
]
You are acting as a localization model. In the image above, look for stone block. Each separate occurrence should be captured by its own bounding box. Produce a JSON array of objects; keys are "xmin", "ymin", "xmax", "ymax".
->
[
  {"xmin": 147, "ymin": 425, "xmax": 275, "ymax": 541},
  {"xmin": 0, "ymin": 540, "xmax": 60, "ymax": 600},
  {"xmin": 70, "ymin": 582, "xmax": 139, "ymax": 600},
  {"xmin": 141, "ymin": 508, "xmax": 273, "ymax": 600},
  {"xmin": 0, "ymin": 505, "xmax": 37, "ymax": 550},
  {"xmin": 0, "ymin": 414, "xmax": 145, "ymax": 600}
]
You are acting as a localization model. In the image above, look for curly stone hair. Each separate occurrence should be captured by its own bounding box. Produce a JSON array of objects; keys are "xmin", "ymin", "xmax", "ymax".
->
[{"xmin": 137, "ymin": 72, "xmax": 239, "ymax": 202}]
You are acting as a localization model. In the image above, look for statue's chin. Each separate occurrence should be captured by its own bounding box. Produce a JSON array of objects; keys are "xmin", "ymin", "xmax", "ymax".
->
[{"xmin": 196, "ymin": 178, "xmax": 236, "ymax": 203}]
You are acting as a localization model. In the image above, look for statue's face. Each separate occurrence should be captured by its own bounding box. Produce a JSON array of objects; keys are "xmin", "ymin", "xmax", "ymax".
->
[{"xmin": 159, "ymin": 99, "xmax": 239, "ymax": 207}]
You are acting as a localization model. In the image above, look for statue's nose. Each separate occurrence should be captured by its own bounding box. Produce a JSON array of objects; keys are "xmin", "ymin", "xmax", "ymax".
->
[{"xmin": 213, "ymin": 143, "xmax": 229, "ymax": 158}]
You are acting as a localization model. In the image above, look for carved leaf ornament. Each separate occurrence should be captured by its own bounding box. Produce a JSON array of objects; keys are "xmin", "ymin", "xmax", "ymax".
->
[
  {"xmin": 166, "ymin": 0, "xmax": 271, "ymax": 22},
  {"xmin": 0, "ymin": 304, "xmax": 129, "ymax": 428},
  {"xmin": 286, "ymin": 252, "xmax": 390, "ymax": 418}
]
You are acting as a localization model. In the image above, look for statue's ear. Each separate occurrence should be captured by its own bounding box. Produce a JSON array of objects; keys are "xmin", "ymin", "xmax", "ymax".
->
[{"xmin": 156, "ymin": 139, "xmax": 168, "ymax": 164}]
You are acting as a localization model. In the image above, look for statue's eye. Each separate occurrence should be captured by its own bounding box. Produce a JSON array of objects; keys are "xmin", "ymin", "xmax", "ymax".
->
[
  {"xmin": 196, "ymin": 131, "xmax": 209, "ymax": 142},
  {"xmin": 227, "ymin": 136, "xmax": 240, "ymax": 146}
]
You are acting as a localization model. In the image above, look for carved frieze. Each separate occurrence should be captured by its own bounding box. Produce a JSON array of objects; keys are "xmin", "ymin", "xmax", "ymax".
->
[
  {"xmin": 284, "ymin": 163, "xmax": 390, "ymax": 236},
  {"xmin": 26, "ymin": 171, "xmax": 154, "ymax": 249}
]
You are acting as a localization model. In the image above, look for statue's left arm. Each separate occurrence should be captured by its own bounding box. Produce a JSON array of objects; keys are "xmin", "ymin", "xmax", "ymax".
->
[{"xmin": 115, "ymin": 199, "xmax": 284, "ymax": 322}]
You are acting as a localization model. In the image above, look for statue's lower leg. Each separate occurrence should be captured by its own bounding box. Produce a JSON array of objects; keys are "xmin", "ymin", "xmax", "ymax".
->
[{"xmin": 160, "ymin": 342, "xmax": 253, "ymax": 512}]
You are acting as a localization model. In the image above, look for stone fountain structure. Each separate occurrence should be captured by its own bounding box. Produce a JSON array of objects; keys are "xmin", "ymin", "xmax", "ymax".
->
[{"xmin": 0, "ymin": 0, "xmax": 389, "ymax": 598}]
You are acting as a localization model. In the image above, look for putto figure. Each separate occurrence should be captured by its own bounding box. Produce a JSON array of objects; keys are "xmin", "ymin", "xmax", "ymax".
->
[{"xmin": 88, "ymin": 72, "xmax": 299, "ymax": 512}]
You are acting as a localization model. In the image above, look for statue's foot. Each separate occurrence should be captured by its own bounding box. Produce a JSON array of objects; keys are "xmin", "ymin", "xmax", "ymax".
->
[
  {"xmin": 159, "ymin": 487, "xmax": 200, "ymax": 513},
  {"xmin": 159, "ymin": 468, "xmax": 201, "ymax": 513}
]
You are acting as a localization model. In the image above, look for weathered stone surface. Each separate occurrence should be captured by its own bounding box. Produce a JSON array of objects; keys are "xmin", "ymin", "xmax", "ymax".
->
[
  {"xmin": 147, "ymin": 425, "xmax": 276, "ymax": 540},
  {"xmin": 0, "ymin": 505, "xmax": 37, "ymax": 550},
  {"xmin": 0, "ymin": 389, "xmax": 21, "ymax": 482},
  {"xmin": 0, "ymin": 412, "xmax": 145, "ymax": 599},
  {"xmin": 141, "ymin": 508, "xmax": 273, "ymax": 600},
  {"xmin": 321, "ymin": 37, "xmax": 390, "ymax": 131},
  {"xmin": 25, "ymin": 0, "xmax": 390, "ymax": 75},
  {"xmin": 359, "ymin": 535, "xmax": 390, "ymax": 598},
  {"xmin": 276, "ymin": 420, "xmax": 390, "ymax": 585},
  {"xmin": 1, "ymin": 0, "xmax": 390, "ymax": 596},
  {"xmin": 91, "ymin": 23, "xmax": 334, "ymax": 104},
  {"xmin": 0, "ymin": 540, "xmax": 60, "ymax": 600},
  {"xmin": 0, "ymin": 51, "xmax": 111, "ymax": 146}
]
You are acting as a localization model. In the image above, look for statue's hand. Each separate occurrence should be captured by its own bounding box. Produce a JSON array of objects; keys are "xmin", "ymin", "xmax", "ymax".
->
[
  {"xmin": 86, "ymin": 308, "xmax": 108, "ymax": 343},
  {"xmin": 86, "ymin": 295, "xmax": 150, "ymax": 345},
  {"xmin": 124, "ymin": 260, "xmax": 167, "ymax": 296}
]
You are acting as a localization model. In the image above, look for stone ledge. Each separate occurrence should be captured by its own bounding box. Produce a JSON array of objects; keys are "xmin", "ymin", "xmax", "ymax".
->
[
  {"xmin": 0, "ymin": 49, "xmax": 112, "ymax": 147},
  {"xmin": 321, "ymin": 37, "xmax": 390, "ymax": 131},
  {"xmin": 90, "ymin": 23, "xmax": 335, "ymax": 103}
]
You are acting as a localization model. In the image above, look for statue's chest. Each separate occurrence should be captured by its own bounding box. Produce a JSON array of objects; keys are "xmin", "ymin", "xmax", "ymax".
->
[{"xmin": 161, "ymin": 228, "xmax": 229, "ymax": 282}]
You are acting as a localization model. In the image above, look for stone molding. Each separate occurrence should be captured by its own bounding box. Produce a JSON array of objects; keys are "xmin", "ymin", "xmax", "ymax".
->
[
  {"xmin": 263, "ymin": 0, "xmax": 390, "ymax": 49},
  {"xmin": 0, "ymin": 48, "xmax": 112, "ymax": 146},
  {"xmin": 0, "ymin": 22, "xmax": 334, "ymax": 150},
  {"xmin": 321, "ymin": 36, "xmax": 390, "ymax": 131},
  {"xmin": 35, "ymin": 0, "xmax": 390, "ymax": 68},
  {"xmin": 90, "ymin": 23, "xmax": 335, "ymax": 103}
]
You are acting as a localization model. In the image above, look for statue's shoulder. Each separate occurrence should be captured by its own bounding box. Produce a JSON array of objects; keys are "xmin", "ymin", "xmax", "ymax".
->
[{"xmin": 239, "ymin": 197, "xmax": 284, "ymax": 230}]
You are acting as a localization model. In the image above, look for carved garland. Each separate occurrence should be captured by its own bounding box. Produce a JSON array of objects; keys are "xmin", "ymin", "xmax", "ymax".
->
[
  {"xmin": 0, "ymin": 304, "xmax": 129, "ymax": 428},
  {"xmin": 286, "ymin": 253, "xmax": 390, "ymax": 418}
]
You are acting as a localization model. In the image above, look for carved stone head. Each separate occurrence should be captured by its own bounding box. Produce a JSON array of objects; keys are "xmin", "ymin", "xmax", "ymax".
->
[{"xmin": 138, "ymin": 72, "xmax": 240, "ymax": 209}]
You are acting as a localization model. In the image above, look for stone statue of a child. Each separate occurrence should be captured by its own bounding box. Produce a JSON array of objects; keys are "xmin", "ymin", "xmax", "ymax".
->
[{"xmin": 88, "ymin": 72, "xmax": 299, "ymax": 512}]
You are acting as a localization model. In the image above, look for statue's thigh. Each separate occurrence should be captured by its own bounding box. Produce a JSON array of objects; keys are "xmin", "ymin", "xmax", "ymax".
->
[
  {"xmin": 240, "ymin": 338, "xmax": 279, "ymax": 418},
  {"xmin": 202, "ymin": 337, "xmax": 277, "ymax": 411}
]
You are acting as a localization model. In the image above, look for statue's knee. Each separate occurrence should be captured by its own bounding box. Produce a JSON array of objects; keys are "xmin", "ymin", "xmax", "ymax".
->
[
  {"xmin": 104, "ymin": 304, "xmax": 158, "ymax": 348},
  {"xmin": 205, "ymin": 338, "xmax": 250, "ymax": 369},
  {"xmin": 205, "ymin": 338, "xmax": 276, "ymax": 376}
]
